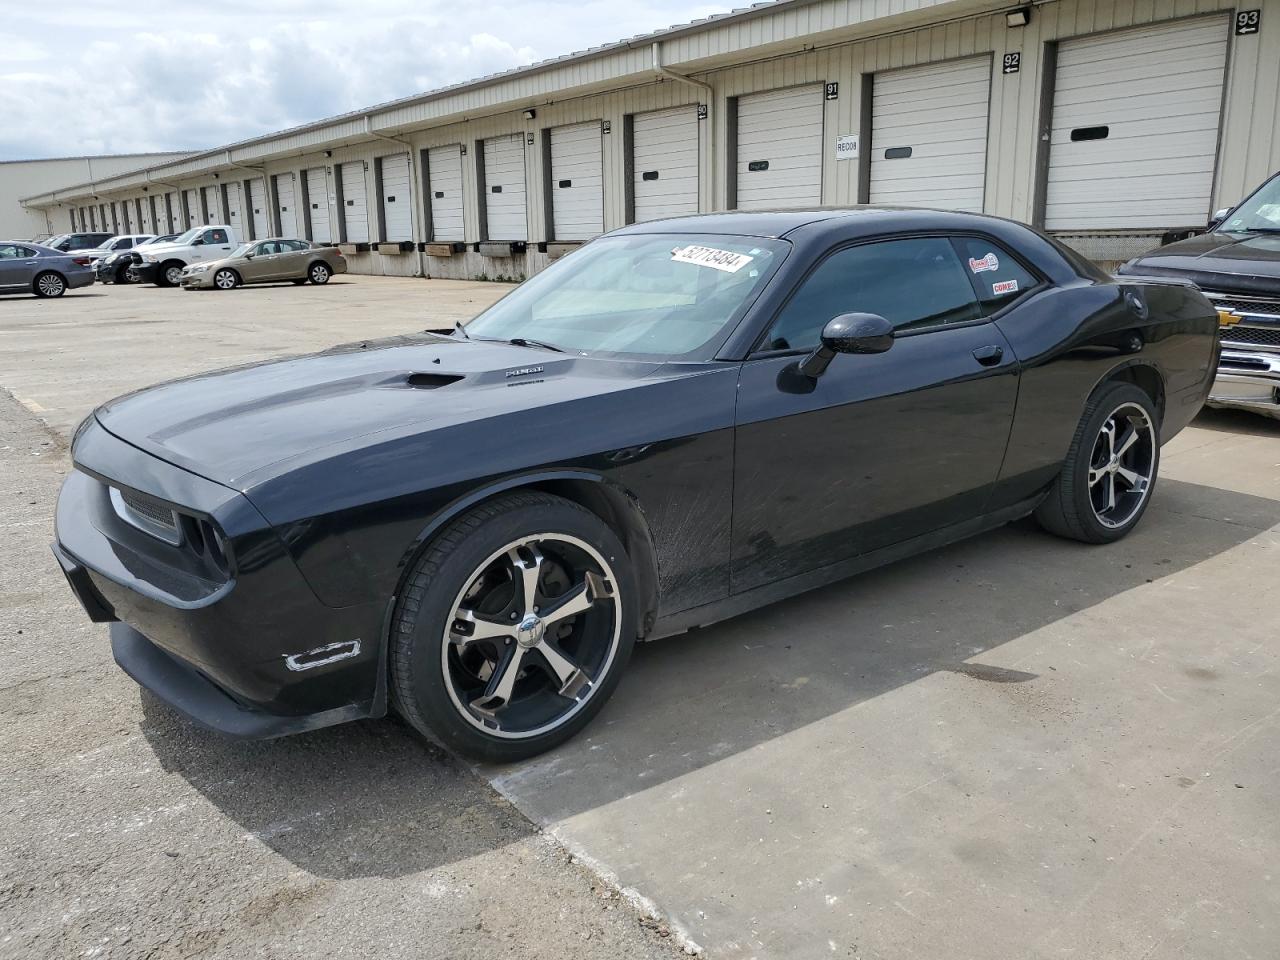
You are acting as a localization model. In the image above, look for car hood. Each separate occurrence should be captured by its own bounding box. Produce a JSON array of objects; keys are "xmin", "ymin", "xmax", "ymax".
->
[
  {"xmin": 136, "ymin": 242, "xmax": 190, "ymax": 258},
  {"xmin": 1121, "ymin": 231, "xmax": 1280, "ymax": 294},
  {"xmin": 92, "ymin": 334, "xmax": 684, "ymax": 491}
]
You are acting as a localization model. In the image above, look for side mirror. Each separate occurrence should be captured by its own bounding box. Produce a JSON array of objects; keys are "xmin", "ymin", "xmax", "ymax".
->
[
  {"xmin": 244, "ymin": 251, "xmax": 254, "ymax": 259},
  {"xmin": 1208, "ymin": 208, "xmax": 1230, "ymax": 230},
  {"xmin": 797, "ymin": 313, "xmax": 895, "ymax": 379}
]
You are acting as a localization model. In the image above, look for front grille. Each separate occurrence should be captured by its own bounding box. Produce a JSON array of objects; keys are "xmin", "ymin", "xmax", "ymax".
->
[
  {"xmin": 1203, "ymin": 292, "xmax": 1280, "ymax": 320},
  {"xmin": 1220, "ymin": 325, "xmax": 1280, "ymax": 348},
  {"xmin": 119, "ymin": 489, "xmax": 177, "ymax": 529}
]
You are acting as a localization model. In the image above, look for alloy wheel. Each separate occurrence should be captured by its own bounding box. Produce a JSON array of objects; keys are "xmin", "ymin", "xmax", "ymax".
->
[
  {"xmin": 164, "ymin": 265, "xmax": 184, "ymax": 286},
  {"xmin": 215, "ymin": 270, "xmax": 237, "ymax": 290},
  {"xmin": 310, "ymin": 264, "xmax": 330, "ymax": 283},
  {"xmin": 441, "ymin": 534, "xmax": 620, "ymax": 739},
  {"xmin": 1088, "ymin": 401, "xmax": 1155, "ymax": 529},
  {"xmin": 37, "ymin": 274, "xmax": 64, "ymax": 297}
]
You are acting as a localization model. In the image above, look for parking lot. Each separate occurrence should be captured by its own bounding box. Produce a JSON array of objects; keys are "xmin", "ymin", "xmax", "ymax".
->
[{"xmin": 2, "ymin": 276, "xmax": 1278, "ymax": 959}]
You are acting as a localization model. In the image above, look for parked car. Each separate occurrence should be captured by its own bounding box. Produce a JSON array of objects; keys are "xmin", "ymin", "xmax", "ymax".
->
[
  {"xmin": 97, "ymin": 235, "xmax": 179, "ymax": 284},
  {"xmin": 1119, "ymin": 171, "xmax": 1280, "ymax": 420},
  {"xmin": 0, "ymin": 241, "xmax": 97, "ymax": 297},
  {"xmin": 79, "ymin": 234, "xmax": 155, "ymax": 267},
  {"xmin": 45, "ymin": 232, "xmax": 113, "ymax": 253},
  {"xmin": 180, "ymin": 239, "xmax": 346, "ymax": 290},
  {"xmin": 52, "ymin": 208, "xmax": 1219, "ymax": 761},
  {"xmin": 130, "ymin": 225, "xmax": 237, "ymax": 287}
]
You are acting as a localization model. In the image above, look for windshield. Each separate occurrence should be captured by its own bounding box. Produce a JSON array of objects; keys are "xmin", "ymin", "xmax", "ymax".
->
[
  {"xmin": 46, "ymin": 235, "xmax": 67, "ymax": 247},
  {"xmin": 229, "ymin": 243, "xmax": 254, "ymax": 257},
  {"xmin": 464, "ymin": 233, "xmax": 788, "ymax": 359},
  {"xmin": 167, "ymin": 227, "xmax": 201, "ymax": 245},
  {"xmin": 1223, "ymin": 176, "xmax": 1280, "ymax": 232}
]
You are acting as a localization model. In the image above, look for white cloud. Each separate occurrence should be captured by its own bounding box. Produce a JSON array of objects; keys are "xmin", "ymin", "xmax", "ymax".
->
[{"xmin": 0, "ymin": 1, "xmax": 730, "ymax": 160}]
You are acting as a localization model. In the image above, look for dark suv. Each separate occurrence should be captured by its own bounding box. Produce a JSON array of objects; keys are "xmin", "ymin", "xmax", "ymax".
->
[
  {"xmin": 46, "ymin": 232, "xmax": 114, "ymax": 253},
  {"xmin": 1119, "ymin": 172, "xmax": 1280, "ymax": 421}
]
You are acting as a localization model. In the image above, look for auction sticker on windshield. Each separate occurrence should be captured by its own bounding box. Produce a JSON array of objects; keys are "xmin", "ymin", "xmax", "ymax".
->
[{"xmin": 672, "ymin": 245, "xmax": 754, "ymax": 273}]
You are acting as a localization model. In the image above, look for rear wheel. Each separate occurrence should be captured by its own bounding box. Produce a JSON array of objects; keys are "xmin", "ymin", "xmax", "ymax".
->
[
  {"xmin": 33, "ymin": 272, "xmax": 66, "ymax": 298},
  {"xmin": 213, "ymin": 268, "xmax": 239, "ymax": 290},
  {"xmin": 1035, "ymin": 382, "xmax": 1160, "ymax": 543},
  {"xmin": 308, "ymin": 262, "xmax": 331, "ymax": 284},
  {"xmin": 390, "ymin": 492, "xmax": 636, "ymax": 762}
]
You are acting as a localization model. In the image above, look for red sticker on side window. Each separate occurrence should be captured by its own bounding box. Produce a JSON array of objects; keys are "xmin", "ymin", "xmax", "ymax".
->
[
  {"xmin": 969, "ymin": 252, "xmax": 999, "ymax": 273},
  {"xmin": 993, "ymin": 279, "xmax": 1019, "ymax": 295}
]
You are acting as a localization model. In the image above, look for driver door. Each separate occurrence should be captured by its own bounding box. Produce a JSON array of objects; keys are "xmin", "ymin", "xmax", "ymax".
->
[
  {"xmin": 192, "ymin": 227, "xmax": 233, "ymax": 263},
  {"xmin": 731, "ymin": 236, "xmax": 1019, "ymax": 593}
]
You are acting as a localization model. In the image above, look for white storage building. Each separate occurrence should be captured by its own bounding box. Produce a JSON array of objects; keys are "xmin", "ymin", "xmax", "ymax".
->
[{"xmin": 20, "ymin": 0, "xmax": 1280, "ymax": 275}]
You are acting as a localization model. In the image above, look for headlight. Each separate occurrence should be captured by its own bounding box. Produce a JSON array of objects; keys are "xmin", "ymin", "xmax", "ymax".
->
[
  {"xmin": 188, "ymin": 265, "xmax": 208, "ymax": 273},
  {"xmin": 143, "ymin": 254, "xmax": 157, "ymax": 263}
]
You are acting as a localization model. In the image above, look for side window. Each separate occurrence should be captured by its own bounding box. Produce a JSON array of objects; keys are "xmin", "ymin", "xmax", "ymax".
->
[
  {"xmin": 18, "ymin": 246, "xmax": 37, "ymax": 258},
  {"xmin": 204, "ymin": 228, "xmax": 229, "ymax": 245},
  {"xmin": 763, "ymin": 237, "xmax": 981, "ymax": 351},
  {"xmin": 259, "ymin": 241, "xmax": 279, "ymax": 255},
  {"xmin": 0, "ymin": 245, "xmax": 21, "ymax": 260},
  {"xmin": 951, "ymin": 236, "xmax": 1038, "ymax": 312},
  {"xmin": 116, "ymin": 238, "xmax": 133, "ymax": 249},
  {"xmin": 290, "ymin": 240, "xmax": 309, "ymax": 251}
]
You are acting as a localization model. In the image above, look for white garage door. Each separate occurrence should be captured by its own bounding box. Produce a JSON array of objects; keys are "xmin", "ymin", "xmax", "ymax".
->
[
  {"xmin": 275, "ymin": 175, "xmax": 298, "ymax": 238},
  {"xmin": 147, "ymin": 196, "xmax": 159, "ymax": 234},
  {"xmin": 114, "ymin": 202, "xmax": 125, "ymax": 232},
  {"xmin": 184, "ymin": 189, "xmax": 200, "ymax": 228},
  {"xmin": 379, "ymin": 154, "xmax": 412, "ymax": 241},
  {"xmin": 736, "ymin": 85, "xmax": 824, "ymax": 209},
  {"xmin": 340, "ymin": 163, "xmax": 369, "ymax": 243},
  {"xmin": 225, "ymin": 183, "xmax": 244, "ymax": 236},
  {"xmin": 164, "ymin": 193, "xmax": 178, "ymax": 233},
  {"xmin": 249, "ymin": 178, "xmax": 269, "ymax": 240},
  {"xmin": 1046, "ymin": 16, "xmax": 1229, "ymax": 230},
  {"xmin": 550, "ymin": 121, "xmax": 604, "ymax": 240},
  {"xmin": 483, "ymin": 135, "xmax": 528, "ymax": 240},
  {"xmin": 427, "ymin": 145, "xmax": 464, "ymax": 242},
  {"xmin": 306, "ymin": 168, "xmax": 331, "ymax": 242},
  {"xmin": 870, "ymin": 57, "xmax": 991, "ymax": 213},
  {"xmin": 632, "ymin": 106, "xmax": 699, "ymax": 223},
  {"xmin": 135, "ymin": 199, "xmax": 147, "ymax": 233},
  {"xmin": 202, "ymin": 185, "xmax": 219, "ymax": 223}
]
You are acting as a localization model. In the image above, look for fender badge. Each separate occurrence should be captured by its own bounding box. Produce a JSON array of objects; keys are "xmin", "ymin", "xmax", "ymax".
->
[{"xmin": 505, "ymin": 365, "xmax": 545, "ymax": 378}]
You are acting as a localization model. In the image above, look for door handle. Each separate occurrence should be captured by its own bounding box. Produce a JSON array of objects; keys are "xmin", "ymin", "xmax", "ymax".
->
[{"xmin": 972, "ymin": 345, "xmax": 1004, "ymax": 366}]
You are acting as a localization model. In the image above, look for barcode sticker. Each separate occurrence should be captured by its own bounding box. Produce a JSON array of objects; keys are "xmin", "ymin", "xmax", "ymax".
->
[{"xmin": 671, "ymin": 245, "xmax": 754, "ymax": 273}]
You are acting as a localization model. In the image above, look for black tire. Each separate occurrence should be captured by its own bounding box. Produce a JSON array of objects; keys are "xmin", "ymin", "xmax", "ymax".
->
[
  {"xmin": 308, "ymin": 262, "xmax": 331, "ymax": 285},
  {"xmin": 155, "ymin": 261, "xmax": 184, "ymax": 288},
  {"xmin": 390, "ymin": 491, "xmax": 637, "ymax": 762},
  {"xmin": 291, "ymin": 278, "xmax": 307, "ymax": 285},
  {"xmin": 1035, "ymin": 382, "xmax": 1160, "ymax": 543},
  {"xmin": 213, "ymin": 268, "xmax": 240, "ymax": 291},
  {"xmin": 115, "ymin": 264, "xmax": 135, "ymax": 284},
  {"xmin": 33, "ymin": 272, "xmax": 66, "ymax": 298}
]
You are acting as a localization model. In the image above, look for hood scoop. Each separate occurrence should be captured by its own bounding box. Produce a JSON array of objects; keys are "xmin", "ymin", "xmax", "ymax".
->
[{"xmin": 404, "ymin": 371, "xmax": 464, "ymax": 389}]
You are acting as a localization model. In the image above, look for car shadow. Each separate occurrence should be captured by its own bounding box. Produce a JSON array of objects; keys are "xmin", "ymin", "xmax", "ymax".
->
[
  {"xmin": 140, "ymin": 477, "xmax": 1279, "ymax": 873},
  {"xmin": 139, "ymin": 697, "xmax": 539, "ymax": 880},
  {"xmin": 1194, "ymin": 406, "xmax": 1280, "ymax": 437}
]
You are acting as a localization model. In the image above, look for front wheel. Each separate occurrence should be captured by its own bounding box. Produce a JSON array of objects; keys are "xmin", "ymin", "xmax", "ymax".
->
[
  {"xmin": 115, "ymin": 264, "xmax": 136, "ymax": 284},
  {"xmin": 155, "ymin": 261, "xmax": 184, "ymax": 287},
  {"xmin": 1035, "ymin": 382, "xmax": 1160, "ymax": 543},
  {"xmin": 213, "ymin": 268, "xmax": 239, "ymax": 290},
  {"xmin": 308, "ymin": 262, "xmax": 331, "ymax": 284},
  {"xmin": 390, "ymin": 492, "xmax": 636, "ymax": 762},
  {"xmin": 33, "ymin": 272, "xmax": 66, "ymax": 298}
]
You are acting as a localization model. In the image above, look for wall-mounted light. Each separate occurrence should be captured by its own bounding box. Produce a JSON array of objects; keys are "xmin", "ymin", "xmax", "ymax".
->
[
  {"xmin": 1005, "ymin": 6, "xmax": 1031, "ymax": 27},
  {"xmin": 523, "ymin": 108, "xmax": 536, "ymax": 120},
  {"xmin": 324, "ymin": 149, "xmax": 333, "ymax": 158},
  {"xmin": 213, "ymin": 172, "xmax": 220, "ymax": 179}
]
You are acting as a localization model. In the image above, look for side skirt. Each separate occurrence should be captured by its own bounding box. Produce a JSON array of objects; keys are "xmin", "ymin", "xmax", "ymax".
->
[{"xmin": 648, "ymin": 494, "xmax": 1045, "ymax": 641}]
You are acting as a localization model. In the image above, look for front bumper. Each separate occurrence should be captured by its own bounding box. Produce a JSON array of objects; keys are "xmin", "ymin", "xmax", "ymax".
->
[
  {"xmin": 179, "ymin": 270, "xmax": 215, "ymax": 289},
  {"xmin": 1207, "ymin": 347, "xmax": 1280, "ymax": 419},
  {"xmin": 53, "ymin": 418, "xmax": 387, "ymax": 738},
  {"xmin": 131, "ymin": 261, "xmax": 162, "ymax": 283}
]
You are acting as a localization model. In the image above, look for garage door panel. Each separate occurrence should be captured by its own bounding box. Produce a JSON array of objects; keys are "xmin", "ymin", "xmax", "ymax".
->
[
  {"xmin": 427, "ymin": 145, "xmax": 465, "ymax": 242},
  {"xmin": 305, "ymin": 169, "xmax": 330, "ymax": 243},
  {"xmin": 227, "ymin": 183, "xmax": 244, "ymax": 235},
  {"xmin": 550, "ymin": 122, "xmax": 604, "ymax": 240},
  {"xmin": 736, "ymin": 86, "xmax": 823, "ymax": 210},
  {"xmin": 340, "ymin": 164, "xmax": 369, "ymax": 243},
  {"xmin": 276, "ymin": 178, "xmax": 298, "ymax": 238},
  {"xmin": 379, "ymin": 154, "xmax": 412, "ymax": 241},
  {"xmin": 870, "ymin": 57, "xmax": 990, "ymax": 213},
  {"xmin": 1045, "ymin": 16, "xmax": 1228, "ymax": 230},
  {"xmin": 484, "ymin": 135, "xmax": 528, "ymax": 241},
  {"xmin": 248, "ymin": 179, "xmax": 269, "ymax": 239}
]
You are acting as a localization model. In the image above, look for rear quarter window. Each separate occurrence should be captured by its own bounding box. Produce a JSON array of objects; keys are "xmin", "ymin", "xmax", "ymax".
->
[{"xmin": 951, "ymin": 236, "xmax": 1040, "ymax": 313}]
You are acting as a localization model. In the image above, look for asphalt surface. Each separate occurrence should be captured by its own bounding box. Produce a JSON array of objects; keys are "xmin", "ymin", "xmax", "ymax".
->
[
  {"xmin": 0, "ymin": 279, "xmax": 683, "ymax": 960},
  {"xmin": 3, "ymin": 277, "xmax": 1279, "ymax": 959}
]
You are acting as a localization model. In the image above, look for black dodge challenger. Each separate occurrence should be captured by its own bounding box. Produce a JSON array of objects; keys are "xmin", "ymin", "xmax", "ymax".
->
[{"xmin": 54, "ymin": 208, "xmax": 1219, "ymax": 761}]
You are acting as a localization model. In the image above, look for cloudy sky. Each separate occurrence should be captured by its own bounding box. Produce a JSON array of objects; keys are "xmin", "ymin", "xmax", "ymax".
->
[{"xmin": 0, "ymin": 0, "xmax": 730, "ymax": 161}]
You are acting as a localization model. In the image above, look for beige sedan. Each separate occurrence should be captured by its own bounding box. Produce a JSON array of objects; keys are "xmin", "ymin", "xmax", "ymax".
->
[{"xmin": 180, "ymin": 239, "xmax": 347, "ymax": 290}]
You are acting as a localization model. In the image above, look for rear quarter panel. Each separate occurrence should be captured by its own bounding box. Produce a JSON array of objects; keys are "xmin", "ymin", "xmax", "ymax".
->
[{"xmin": 992, "ymin": 279, "xmax": 1217, "ymax": 506}]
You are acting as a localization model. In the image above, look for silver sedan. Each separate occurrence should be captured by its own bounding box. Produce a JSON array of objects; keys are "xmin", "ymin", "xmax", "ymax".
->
[{"xmin": 0, "ymin": 241, "xmax": 97, "ymax": 298}]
